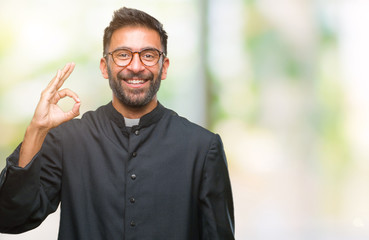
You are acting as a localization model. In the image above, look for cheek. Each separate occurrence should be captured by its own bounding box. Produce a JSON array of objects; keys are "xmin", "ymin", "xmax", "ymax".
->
[{"xmin": 108, "ymin": 64, "xmax": 125, "ymax": 79}]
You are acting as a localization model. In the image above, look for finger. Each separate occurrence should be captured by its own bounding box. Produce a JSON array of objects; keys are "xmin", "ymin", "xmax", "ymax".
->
[
  {"xmin": 64, "ymin": 101, "xmax": 81, "ymax": 121},
  {"xmin": 56, "ymin": 88, "xmax": 81, "ymax": 122},
  {"xmin": 41, "ymin": 69, "xmax": 62, "ymax": 101},
  {"xmin": 47, "ymin": 62, "xmax": 74, "ymax": 91},
  {"xmin": 57, "ymin": 63, "xmax": 75, "ymax": 89},
  {"xmin": 64, "ymin": 62, "xmax": 75, "ymax": 79},
  {"xmin": 53, "ymin": 62, "xmax": 73, "ymax": 90},
  {"xmin": 46, "ymin": 69, "xmax": 62, "ymax": 89},
  {"xmin": 57, "ymin": 88, "xmax": 81, "ymax": 104}
]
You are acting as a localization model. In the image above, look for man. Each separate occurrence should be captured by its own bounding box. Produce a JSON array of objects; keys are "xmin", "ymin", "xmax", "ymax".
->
[{"xmin": 0, "ymin": 7, "xmax": 234, "ymax": 240}]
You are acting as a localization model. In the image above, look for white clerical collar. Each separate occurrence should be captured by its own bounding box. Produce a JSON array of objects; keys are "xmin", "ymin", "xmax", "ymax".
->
[{"xmin": 124, "ymin": 117, "xmax": 140, "ymax": 127}]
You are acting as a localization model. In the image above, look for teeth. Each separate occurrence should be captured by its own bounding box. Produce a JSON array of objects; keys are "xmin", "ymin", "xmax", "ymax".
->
[{"xmin": 127, "ymin": 79, "xmax": 145, "ymax": 84}]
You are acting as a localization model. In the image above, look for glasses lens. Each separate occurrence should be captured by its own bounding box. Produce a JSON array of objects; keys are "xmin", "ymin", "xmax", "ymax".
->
[
  {"xmin": 112, "ymin": 49, "xmax": 132, "ymax": 66},
  {"xmin": 140, "ymin": 49, "xmax": 160, "ymax": 66}
]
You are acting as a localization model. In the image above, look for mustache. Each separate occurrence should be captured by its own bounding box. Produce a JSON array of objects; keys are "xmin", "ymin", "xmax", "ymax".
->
[{"xmin": 118, "ymin": 70, "xmax": 154, "ymax": 81}]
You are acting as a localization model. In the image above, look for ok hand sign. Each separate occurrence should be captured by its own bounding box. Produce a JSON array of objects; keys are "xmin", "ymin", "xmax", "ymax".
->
[
  {"xmin": 31, "ymin": 62, "xmax": 81, "ymax": 131},
  {"xmin": 19, "ymin": 63, "xmax": 81, "ymax": 168}
]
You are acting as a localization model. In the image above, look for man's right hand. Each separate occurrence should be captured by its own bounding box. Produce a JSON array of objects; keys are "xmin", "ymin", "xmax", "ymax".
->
[
  {"xmin": 18, "ymin": 63, "xmax": 81, "ymax": 168},
  {"xmin": 31, "ymin": 62, "xmax": 80, "ymax": 131}
]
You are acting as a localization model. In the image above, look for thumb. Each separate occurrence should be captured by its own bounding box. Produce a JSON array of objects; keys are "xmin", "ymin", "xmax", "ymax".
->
[{"xmin": 64, "ymin": 102, "xmax": 81, "ymax": 122}]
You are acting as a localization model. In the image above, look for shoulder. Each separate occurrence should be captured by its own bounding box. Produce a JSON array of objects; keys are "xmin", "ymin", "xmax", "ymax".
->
[
  {"xmin": 162, "ymin": 108, "xmax": 227, "ymax": 168},
  {"xmin": 161, "ymin": 107, "xmax": 218, "ymax": 144}
]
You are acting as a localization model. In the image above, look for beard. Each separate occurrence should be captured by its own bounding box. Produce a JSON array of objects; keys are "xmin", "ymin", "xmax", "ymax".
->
[{"xmin": 108, "ymin": 66, "xmax": 162, "ymax": 108}]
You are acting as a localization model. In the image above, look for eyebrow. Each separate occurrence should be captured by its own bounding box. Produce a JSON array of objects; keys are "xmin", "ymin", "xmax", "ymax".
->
[{"xmin": 112, "ymin": 46, "xmax": 161, "ymax": 52}]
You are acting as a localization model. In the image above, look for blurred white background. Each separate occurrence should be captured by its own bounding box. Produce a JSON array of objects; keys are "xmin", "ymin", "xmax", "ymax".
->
[{"xmin": 1, "ymin": 0, "xmax": 369, "ymax": 239}]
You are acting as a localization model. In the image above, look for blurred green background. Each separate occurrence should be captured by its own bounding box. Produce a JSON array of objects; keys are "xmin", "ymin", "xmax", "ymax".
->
[{"xmin": 1, "ymin": 0, "xmax": 369, "ymax": 239}]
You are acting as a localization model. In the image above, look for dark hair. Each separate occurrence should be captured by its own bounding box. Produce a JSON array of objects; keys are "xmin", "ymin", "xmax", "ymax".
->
[{"xmin": 103, "ymin": 7, "xmax": 168, "ymax": 56}]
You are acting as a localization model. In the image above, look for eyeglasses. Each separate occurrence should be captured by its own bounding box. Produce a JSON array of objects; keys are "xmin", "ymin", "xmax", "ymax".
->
[{"xmin": 104, "ymin": 48, "xmax": 165, "ymax": 67}]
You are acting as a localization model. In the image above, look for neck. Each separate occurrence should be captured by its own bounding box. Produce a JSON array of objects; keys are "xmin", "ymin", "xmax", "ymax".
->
[{"xmin": 112, "ymin": 96, "xmax": 158, "ymax": 119}]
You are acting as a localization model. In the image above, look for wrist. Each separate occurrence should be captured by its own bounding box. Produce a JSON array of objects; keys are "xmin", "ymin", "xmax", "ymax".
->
[
  {"xmin": 25, "ymin": 123, "xmax": 49, "ymax": 141},
  {"xmin": 19, "ymin": 125, "xmax": 49, "ymax": 168},
  {"xmin": 28, "ymin": 118, "xmax": 51, "ymax": 134}
]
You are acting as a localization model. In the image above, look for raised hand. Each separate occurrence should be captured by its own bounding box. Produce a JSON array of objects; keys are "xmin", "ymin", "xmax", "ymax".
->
[
  {"xmin": 31, "ymin": 62, "xmax": 81, "ymax": 131},
  {"xmin": 19, "ymin": 63, "xmax": 81, "ymax": 168}
]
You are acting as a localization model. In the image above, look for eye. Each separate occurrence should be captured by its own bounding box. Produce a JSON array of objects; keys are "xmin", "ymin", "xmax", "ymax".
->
[
  {"xmin": 141, "ymin": 50, "xmax": 159, "ymax": 61},
  {"xmin": 114, "ymin": 50, "xmax": 131, "ymax": 59},
  {"xmin": 144, "ymin": 54, "xmax": 154, "ymax": 59}
]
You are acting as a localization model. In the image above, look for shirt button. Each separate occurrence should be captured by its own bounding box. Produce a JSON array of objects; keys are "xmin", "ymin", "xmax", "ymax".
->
[
  {"xmin": 131, "ymin": 174, "xmax": 137, "ymax": 180},
  {"xmin": 130, "ymin": 197, "xmax": 136, "ymax": 203},
  {"xmin": 134, "ymin": 130, "xmax": 140, "ymax": 135},
  {"xmin": 132, "ymin": 152, "xmax": 137, "ymax": 158},
  {"xmin": 130, "ymin": 220, "xmax": 136, "ymax": 227}
]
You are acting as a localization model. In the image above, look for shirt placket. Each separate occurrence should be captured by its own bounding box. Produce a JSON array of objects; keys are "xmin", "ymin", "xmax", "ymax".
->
[{"xmin": 125, "ymin": 126, "xmax": 141, "ymax": 239}]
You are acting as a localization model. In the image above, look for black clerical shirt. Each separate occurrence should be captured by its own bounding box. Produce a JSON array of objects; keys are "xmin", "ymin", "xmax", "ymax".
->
[{"xmin": 0, "ymin": 102, "xmax": 234, "ymax": 240}]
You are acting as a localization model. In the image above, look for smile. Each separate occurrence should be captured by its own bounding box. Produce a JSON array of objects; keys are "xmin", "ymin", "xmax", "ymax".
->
[{"xmin": 126, "ymin": 79, "xmax": 147, "ymax": 84}]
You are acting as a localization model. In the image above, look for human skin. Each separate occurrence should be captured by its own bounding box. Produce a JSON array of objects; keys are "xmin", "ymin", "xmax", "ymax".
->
[
  {"xmin": 99, "ymin": 26, "xmax": 170, "ymax": 119},
  {"xmin": 18, "ymin": 63, "xmax": 81, "ymax": 168}
]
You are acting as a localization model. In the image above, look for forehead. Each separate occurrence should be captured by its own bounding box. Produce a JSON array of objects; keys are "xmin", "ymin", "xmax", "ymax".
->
[{"xmin": 109, "ymin": 26, "xmax": 161, "ymax": 51}]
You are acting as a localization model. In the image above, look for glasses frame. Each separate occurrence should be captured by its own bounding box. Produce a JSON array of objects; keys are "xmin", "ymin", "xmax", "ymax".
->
[{"xmin": 104, "ymin": 48, "xmax": 166, "ymax": 67}]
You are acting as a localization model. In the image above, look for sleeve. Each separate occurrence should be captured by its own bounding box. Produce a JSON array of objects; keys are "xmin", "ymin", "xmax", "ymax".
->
[
  {"xmin": 0, "ymin": 129, "xmax": 63, "ymax": 234},
  {"xmin": 199, "ymin": 134, "xmax": 235, "ymax": 240}
]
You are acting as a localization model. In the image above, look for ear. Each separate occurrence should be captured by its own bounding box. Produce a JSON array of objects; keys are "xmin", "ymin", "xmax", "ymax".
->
[
  {"xmin": 100, "ymin": 57, "xmax": 109, "ymax": 79},
  {"xmin": 160, "ymin": 57, "xmax": 170, "ymax": 80}
]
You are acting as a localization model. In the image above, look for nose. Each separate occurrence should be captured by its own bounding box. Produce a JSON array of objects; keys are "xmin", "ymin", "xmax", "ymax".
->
[{"xmin": 126, "ymin": 52, "xmax": 145, "ymax": 72}]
